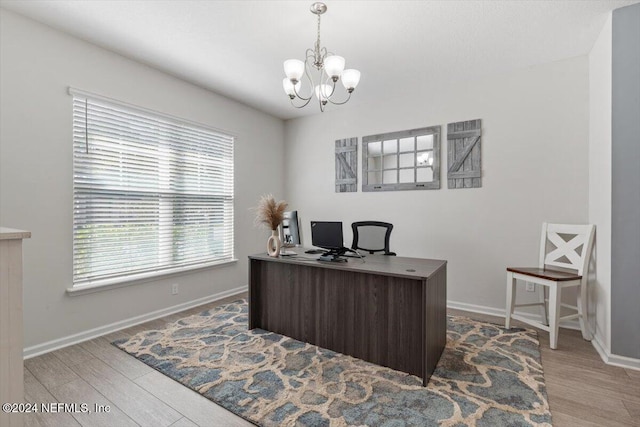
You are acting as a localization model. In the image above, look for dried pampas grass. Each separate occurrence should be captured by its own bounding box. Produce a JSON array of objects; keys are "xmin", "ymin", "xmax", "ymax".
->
[{"xmin": 253, "ymin": 194, "xmax": 288, "ymax": 230}]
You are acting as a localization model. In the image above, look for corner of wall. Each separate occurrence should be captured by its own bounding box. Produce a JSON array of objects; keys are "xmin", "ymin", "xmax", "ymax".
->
[{"xmin": 587, "ymin": 11, "xmax": 613, "ymax": 358}]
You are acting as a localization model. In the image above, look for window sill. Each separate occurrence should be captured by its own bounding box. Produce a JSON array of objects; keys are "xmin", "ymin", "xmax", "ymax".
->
[{"xmin": 66, "ymin": 259, "xmax": 238, "ymax": 296}]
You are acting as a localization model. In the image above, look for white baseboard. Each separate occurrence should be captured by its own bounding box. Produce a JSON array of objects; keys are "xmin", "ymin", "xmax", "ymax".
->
[
  {"xmin": 23, "ymin": 286, "xmax": 248, "ymax": 359},
  {"xmin": 25, "ymin": 291, "xmax": 640, "ymax": 372},
  {"xmin": 448, "ymin": 299, "xmax": 640, "ymax": 372},
  {"xmin": 446, "ymin": 299, "xmax": 581, "ymax": 330},
  {"xmin": 591, "ymin": 334, "xmax": 640, "ymax": 372}
]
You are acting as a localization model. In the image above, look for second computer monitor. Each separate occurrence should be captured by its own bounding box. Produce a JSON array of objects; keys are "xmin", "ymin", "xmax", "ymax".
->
[
  {"xmin": 310, "ymin": 221, "xmax": 344, "ymax": 250},
  {"xmin": 281, "ymin": 211, "xmax": 300, "ymax": 246}
]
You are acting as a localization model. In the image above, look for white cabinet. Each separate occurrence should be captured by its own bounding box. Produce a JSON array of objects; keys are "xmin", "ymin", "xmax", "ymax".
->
[{"xmin": 0, "ymin": 227, "xmax": 30, "ymax": 427}]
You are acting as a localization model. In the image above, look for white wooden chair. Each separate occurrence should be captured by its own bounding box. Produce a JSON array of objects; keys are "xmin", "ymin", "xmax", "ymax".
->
[{"xmin": 505, "ymin": 223, "xmax": 596, "ymax": 349}]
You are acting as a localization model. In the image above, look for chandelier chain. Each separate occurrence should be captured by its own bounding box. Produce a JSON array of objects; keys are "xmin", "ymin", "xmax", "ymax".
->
[{"xmin": 315, "ymin": 13, "xmax": 323, "ymax": 68}]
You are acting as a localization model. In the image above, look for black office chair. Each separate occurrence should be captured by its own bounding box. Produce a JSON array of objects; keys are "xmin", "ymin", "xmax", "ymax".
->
[{"xmin": 351, "ymin": 221, "xmax": 396, "ymax": 255}]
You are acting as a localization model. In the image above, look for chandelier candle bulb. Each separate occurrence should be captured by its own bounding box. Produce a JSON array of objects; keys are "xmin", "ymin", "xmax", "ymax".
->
[
  {"xmin": 341, "ymin": 69, "xmax": 361, "ymax": 92},
  {"xmin": 283, "ymin": 59, "xmax": 305, "ymax": 82},
  {"xmin": 282, "ymin": 2, "xmax": 361, "ymax": 111},
  {"xmin": 324, "ymin": 55, "xmax": 345, "ymax": 79},
  {"xmin": 282, "ymin": 78, "xmax": 300, "ymax": 98},
  {"xmin": 314, "ymin": 84, "xmax": 332, "ymax": 103}
]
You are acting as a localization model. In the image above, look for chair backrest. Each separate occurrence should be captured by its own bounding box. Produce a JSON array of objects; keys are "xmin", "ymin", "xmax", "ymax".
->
[
  {"xmin": 539, "ymin": 223, "xmax": 596, "ymax": 276},
  {"xmin": 351, "ymin": 221, "xmax": 396, "ymax": 255}
]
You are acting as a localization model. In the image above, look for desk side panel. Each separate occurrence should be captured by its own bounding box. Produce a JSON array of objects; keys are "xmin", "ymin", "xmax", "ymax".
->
[
  {"xmin": 248, "ymin": 259, "xmax": 258, "ymax": 329},
  {"xmin": 423, "ymin": 264, "xmax": 447, "ymax": 384}
]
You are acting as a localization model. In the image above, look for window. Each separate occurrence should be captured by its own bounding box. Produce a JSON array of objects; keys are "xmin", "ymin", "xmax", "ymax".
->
[
  {"xmin": 362, "ymin": 126, "xmax": 441, "ymax": 191},
  {"xmin": 71, "ymin": 90, "xmax": 234, "ymax": 287}
]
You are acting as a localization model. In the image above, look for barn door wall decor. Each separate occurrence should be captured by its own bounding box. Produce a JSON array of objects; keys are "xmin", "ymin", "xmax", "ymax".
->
[
  {"xmin": 335, "ymin": 137, "xmax": 358, "ymax": 193},
  {"xmin": 447, "ymin": 119, "xmax": 482, "ymax": 189}
]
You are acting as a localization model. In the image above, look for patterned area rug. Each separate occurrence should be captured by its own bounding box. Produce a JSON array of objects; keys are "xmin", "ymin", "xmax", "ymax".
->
[{"xmin": 113, "ymin": 300, "xmax": 552, "ymax": 426}]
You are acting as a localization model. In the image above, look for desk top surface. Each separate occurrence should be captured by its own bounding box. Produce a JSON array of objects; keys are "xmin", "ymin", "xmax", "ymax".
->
[
  {"xmin": 0, "ymin": 227, "xmax": 31, "ymax": 240},
  {"xmin": 249, "ymin": 247, "xmax": 446, "ymax": 280}
]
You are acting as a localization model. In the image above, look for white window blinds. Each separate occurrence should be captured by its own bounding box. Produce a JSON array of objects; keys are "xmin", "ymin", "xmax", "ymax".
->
[{"xmin": 72, "ymin": 90, "xmax": 234, "ymax": 286}]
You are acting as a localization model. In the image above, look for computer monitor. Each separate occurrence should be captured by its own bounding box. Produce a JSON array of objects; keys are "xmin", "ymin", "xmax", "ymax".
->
[
  {"xmin": 311, "ymin": 221, "xmax": 344, "ymax": 250},
  {"xmin": 280, "ymin": 211, "xmax": 300, "ymax": 246}
]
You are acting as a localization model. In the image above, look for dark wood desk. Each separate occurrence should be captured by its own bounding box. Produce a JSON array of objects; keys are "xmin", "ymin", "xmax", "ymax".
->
[{"xmin": 248, "ymin": 249, "xmax": 447, "ymax": 386}]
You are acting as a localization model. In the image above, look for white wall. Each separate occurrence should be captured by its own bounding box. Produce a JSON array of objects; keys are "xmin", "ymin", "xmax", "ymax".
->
[
  {"xmin": 0, "ymin": 10, "xmax": 284, "ymax": 350},
  {"xmin": 284, "ymin": 56, "xmax": 590, "ymax": 313},
  {"xmin": 588, "ymin": 15, "xmax": 612, "ymax": 353}
]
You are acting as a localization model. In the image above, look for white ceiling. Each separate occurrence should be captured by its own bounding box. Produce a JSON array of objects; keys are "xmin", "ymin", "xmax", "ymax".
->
[{"xmin": 1, "ymin": 0, "xmax": 637, "ymax": 120}]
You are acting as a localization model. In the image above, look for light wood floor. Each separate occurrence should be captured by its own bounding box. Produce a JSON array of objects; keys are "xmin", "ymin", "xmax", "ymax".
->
[{"xmin": 22, "ymin": 293, "xmax": 640, "ymax": 427}]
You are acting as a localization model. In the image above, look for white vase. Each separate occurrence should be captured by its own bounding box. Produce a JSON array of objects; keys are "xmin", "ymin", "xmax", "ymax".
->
[{"xmin": 267, "ymin": 230, "xmax": 281, "ymax": 257}]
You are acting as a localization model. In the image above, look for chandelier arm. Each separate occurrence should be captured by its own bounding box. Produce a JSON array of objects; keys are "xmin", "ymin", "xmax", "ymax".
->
[
  {"xmin": 305, "ymin": 48, "xmax": 316, "ymax": 60},
  {"xmin": 304, "ymin": 52, "xmax": 317, "ymax": 80},
  {"xmin": 317, "ymin": 67, "xmax": 327, "ymax": 111},
  {"xmin": 323, "ymin": 73, "xmax": 337, "ymax": 99},
  {"xmin": 292, "ymin": 80, "xmax": 312, "ymax": 102},
  {"xmin": 326, "ymin": 91, "xmax": 352, "ymax": 106},
  {"xmin": 290, "ymin": 97, "xmax": 313, "ymax": 109},
  {"xmin": 319, "ymin": 47, "xmax": 327, "ymax": 68},
  {"xmin": 292, "ymin": 88, "xmax": 312, "ymax": 102}
]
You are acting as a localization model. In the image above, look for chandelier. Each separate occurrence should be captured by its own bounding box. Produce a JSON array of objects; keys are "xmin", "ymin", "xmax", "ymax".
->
[{"xmin": 282, "ymin": 2, "xmax": 361, "ymax": 112}]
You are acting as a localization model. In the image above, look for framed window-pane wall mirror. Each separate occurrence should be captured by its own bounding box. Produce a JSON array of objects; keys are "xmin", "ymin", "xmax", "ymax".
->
[{"xmin": 362, "ymin": 126, "xmax": 441, "ymax": 191}]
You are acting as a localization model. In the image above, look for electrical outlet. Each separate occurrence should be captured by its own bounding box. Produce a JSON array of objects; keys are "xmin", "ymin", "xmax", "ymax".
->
[
  {"xmin": 171, "ymin": 283, "xmax": 179, "ymax": 295},
  {"xmin": 525, "ymin": 282, "xmax": 535, "ymax": 292}
]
